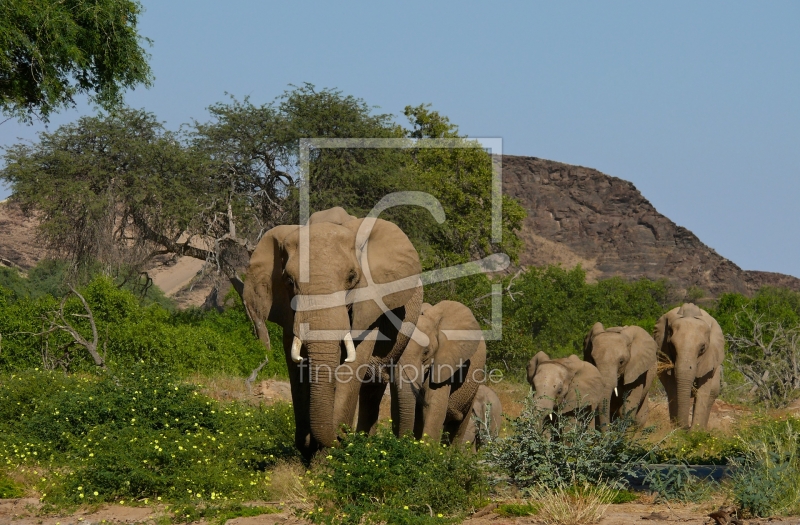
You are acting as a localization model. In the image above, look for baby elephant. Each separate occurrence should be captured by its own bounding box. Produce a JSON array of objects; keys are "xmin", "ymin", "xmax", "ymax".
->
[
  {"xmin": 394, "ymin": 301, "xmax": 487, "ymax": 444},
  {"xmin": 526, "ymin": 352, "xmax": 605, "ymax": 427},
  {"xmin": 461, "ymin": 385, "xmax": 503, "ymax": 450},
  {"xmin": 583, "ymin": 323, "xmax": 657, "ymax": 427}
]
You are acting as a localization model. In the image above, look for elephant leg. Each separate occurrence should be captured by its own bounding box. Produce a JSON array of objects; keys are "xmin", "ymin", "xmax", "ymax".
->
[
  {"xmin": 421, "ymin": 383, "xmax": 451, "ymax": 442},
  {"xmin": 691, "ymin": 366, "xmax": 721, "ymax": 430},
  {"xmin": 659, "ymin": 372, "xmax": 679, "ymax": 423},
  {"xmin": 449, "ymin": 410, "xmax": 475, "ymax": 445},
  {"xmin": 283, "ymin": 328, "xmax": 315, "ymax": 459},
  {"xmin": 357, "ymin": 380, "xmax": 387, "ymax": 435},
  {"xmin": 334, "ymin": 329, "xmax": 378, "ymax": 434},
  {"xmin": 636, "ymin": 396, "xmax": 650, "ymax": 427},
  {"xmin": 411, "ymin": 398, "xmax": 425, "ymax": 440}
]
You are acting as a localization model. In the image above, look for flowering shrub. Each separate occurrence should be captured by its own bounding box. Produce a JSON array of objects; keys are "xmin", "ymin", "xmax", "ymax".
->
[
  {"xmin": 307, "ymin": 426, "xmax": 487, "ymax": 524},
  {"xmin": 0, "ymin": 365, "xmax": 297, "ymax": 504}
]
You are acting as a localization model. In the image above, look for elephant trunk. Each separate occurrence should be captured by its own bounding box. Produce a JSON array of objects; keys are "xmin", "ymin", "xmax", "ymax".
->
[
  {"xmin": 674, "ymin": 360, "xmax": 696, "ymax": 429},
  {"xmin": 393, "ymin": 377, "xmax": 417, "ymax": 438},
  {"xmin": 295, "ymin": 306, "xmax": 352, "ymax": 449},
  {"xmin": 594, "ymin": 364, "xmax": 619, "ymax": 429},
  {"xmin": 533, "ymin": 394, "xmax": 556, "ymax": 424}
]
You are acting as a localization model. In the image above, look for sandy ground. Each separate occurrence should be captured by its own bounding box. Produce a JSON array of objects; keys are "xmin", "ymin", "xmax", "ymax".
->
[{"xmin": 3, "ymin": 499, "xmax": 799, "ymax": 525}]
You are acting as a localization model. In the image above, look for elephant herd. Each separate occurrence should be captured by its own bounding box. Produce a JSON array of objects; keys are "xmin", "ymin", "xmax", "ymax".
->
[
  {"xmin": 242, "ymin": 206, "xmax": 725, "ymax": 458},
  {"xmin": 528, "ymin": 303, "xmax": 725, "ymax": 432}
]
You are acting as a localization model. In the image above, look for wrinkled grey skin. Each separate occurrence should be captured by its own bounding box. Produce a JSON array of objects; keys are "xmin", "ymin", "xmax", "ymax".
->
[
  {"xmin": 461, "ymin": 385, "xmax": 502, "ymax": 451},
  {"xmin": 242, "ymin": 208, "xmax": 422, "ymax": 458},
  {"xmin": 526, "ymin": 352, "xmax": 605, "ymax": 428},
  {"xmin": 394, "ymin": 301, "xmax": 486, "ymax": 445},
  {"xmin": 583, "ymin": 323, "xmax": 657, "ymax": 428},
  {"xmin": 654, "ymin": 303, "xmax": 724, "ymax": 430}
]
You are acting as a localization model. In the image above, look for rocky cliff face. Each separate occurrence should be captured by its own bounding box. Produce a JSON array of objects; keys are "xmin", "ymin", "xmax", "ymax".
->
[{"xmin": 501, "ymin": 155, "xmax": 800, "ymax": 296}]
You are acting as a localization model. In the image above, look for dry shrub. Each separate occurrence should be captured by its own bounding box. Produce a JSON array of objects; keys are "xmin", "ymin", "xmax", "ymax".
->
[
  {"xmin": 267, "ymin": 460, "xmax": 308, "ymax": 506},
  {"xmin": 527, "ymin": 483, "xmax": 616, "ymax": 525}
]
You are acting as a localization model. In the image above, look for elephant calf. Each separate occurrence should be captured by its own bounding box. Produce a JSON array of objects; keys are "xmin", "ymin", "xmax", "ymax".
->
[
  {"xmin": 461, "ymin": 385, "xmax": 503, "ymax": 450},
  {"xmin": 526, "ymin": 352, "xmax": 605, "ymax": 427},
  {"xmin": 394, "ymin": 301, "xmax": 487, "ymax": 445},
  {"xmin": 654, "ymin": 303, "xmax": 724, "ymax": 430},
  {"xmin": 583, "ymin": 323, "xmax": 657, "ymax": 427}
]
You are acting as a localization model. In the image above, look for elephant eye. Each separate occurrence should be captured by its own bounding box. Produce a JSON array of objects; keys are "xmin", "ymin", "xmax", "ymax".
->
[{"xmin": 698, "ymin": 344, "xmax": 706, "ymax": 355}]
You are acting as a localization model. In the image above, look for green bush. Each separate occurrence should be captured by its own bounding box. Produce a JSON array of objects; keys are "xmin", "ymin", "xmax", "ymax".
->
[
  {"xmin": 484, "ymin": 394, "xmax": 644, "ymax": 489},
  {"xmin": 642, "ymin": 462, "xmax": 715, "ymax": 503},
  {"xmin": 0, "ymin": 276, "xmax": 287, "ymax": 379},
  {"xmin": 307, "ymin": 426, "xmax": 487, "ymax": 524},
  {"xmin": 0, "ymin": 366, "xmax": 297, "ymax": 505},
  {"xmin": 731, "ymin": 417, "xmax": 800, "ymax": 517}
]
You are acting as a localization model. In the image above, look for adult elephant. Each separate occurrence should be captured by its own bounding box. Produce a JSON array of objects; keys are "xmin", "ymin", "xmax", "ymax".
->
[
  {"xmin": 583, "ymin": 323, "xmax": 657, "ymax": 427},
  {"xmin": 526, "ymin": 352, "xmax": 605, "ymax": 427},
  {"xmin": 654, "ymin": 303, "xmax": 724, "ymax": 430},
  {"xmin": 242, "ymin": 209, "xmax": 422, "ymax": 457},
  {"xmin": 394, "ymin": 301, "xmax": 486, "ymax": 445}
]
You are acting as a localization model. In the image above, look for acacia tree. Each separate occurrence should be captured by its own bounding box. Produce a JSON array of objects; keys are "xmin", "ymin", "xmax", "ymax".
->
[
  {"xmin": 1, "ymin": 86, "xmax": 526, "ymax": 303},
  {"xmin": 0, "ymin": 0, "xmax": 152, "ymax": 123}
]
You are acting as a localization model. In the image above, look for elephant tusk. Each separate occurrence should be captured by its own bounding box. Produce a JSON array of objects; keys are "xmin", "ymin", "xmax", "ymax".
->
[
  {"xmin": 614, "ymin": 387, "xmax": 618, "ymax": 398},
  {"xmin": 291, "ymin": 336, "xmax": 303, "ymax": 363},
  {"xmin": 548, "ymin": 413, "xmax": 553, "ymax": 421},
  {"xmin": 343, "ymin": 332, "xmax": 357, "ymax": 363}
]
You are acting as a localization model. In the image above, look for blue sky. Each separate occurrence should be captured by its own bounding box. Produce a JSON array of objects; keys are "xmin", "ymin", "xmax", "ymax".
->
[{"xmin": 2, "ymin": 1, "xmax": 799, "ymax": 277}]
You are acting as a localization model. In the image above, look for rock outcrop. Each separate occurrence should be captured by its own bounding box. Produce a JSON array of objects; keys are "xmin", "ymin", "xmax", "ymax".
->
[{"xmin": 501, "ymin": 155, "xmax": 800, "ymax": 296}]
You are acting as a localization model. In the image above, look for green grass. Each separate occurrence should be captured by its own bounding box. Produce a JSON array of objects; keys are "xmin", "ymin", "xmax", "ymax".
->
[{"xmin": 496, "ymin": 503, "xmax": 538, "ymax": 516}]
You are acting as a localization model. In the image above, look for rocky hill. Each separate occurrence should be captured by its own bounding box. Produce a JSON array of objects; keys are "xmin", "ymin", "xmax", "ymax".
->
[
  {"xmin": 2, "ymin": 156, "xmax": 799, "ymax": 305},
  {"xmin": 501, "ymin": 155, "xmax": 800, "ymax": 296}
]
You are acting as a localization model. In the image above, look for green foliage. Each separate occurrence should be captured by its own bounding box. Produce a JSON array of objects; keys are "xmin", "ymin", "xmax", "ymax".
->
[
  {"xmin": 307, "ymin": 425, "xmax": 486, "ymax": 524},
  {"xmin": 0, "ymin": 275, "xmax": 286, "ymax": 378},
  {"xmin": 0, "ymin": 472, "xmax": 24, "ymax": 498},
  {"xmin": 714, "ymin": 287, "xmax": 800, "ymax": 340},
  {"xmin": 731, "ymin": 417, "xmax": 800, "ymax": 517},
  {"xmin": 168, "ymin": 502, "xmax": 280, "ymax": 524},
  {"xmin": 488, "ymin": 266, "xmax": 669, "ymax": 372},
  {"xmin": 650, "ymin": 430, "xmax": 744, "ymax": 465},
  {"xmin": 0, "ymin": 259, "xmax": 69, "ymax": 299},
  {"xmin": 0, "ymin": 366, "xmax": 297, "ymax": 505},
  {"xmin": 609, "ymin": 489, "xmax": 639, "ymax": 504},
  {"xmin": 485, "ymin": 394, "xmax": 643, "ymax": 490},
  {"xmin": 0, "ymin": 0, "xmax": 153, "ymax": 122},
  {"xmin": 495, "ymin": 503, "xmax": 539, "ymax": 516},
  {"xmin": 642, "ymin": 462, "xmax": 715, "ymax": 503}
]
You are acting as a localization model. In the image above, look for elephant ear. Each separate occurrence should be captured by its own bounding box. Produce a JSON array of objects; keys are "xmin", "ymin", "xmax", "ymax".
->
[
  {"xmin": 427, "ymin": 301, "xmax": 482, "ymax": 384},
  {"xmin": 242, "ymin": 225, "xmax": 298, "ymax": 343},
  {"xmin": 344, "ymin": 218, "xmax": 422, "ymax": 333},
  {"xmin": 654, "ymin": 307, "xmax": 680, "ymax": 351},
  {"xmin": 526, "ymin": 351, "xmax": 551, "ymax": 389},
  {"xmin": 583, "ymin": 322, "xmax": 605, "ymax": 365},
  {"xmin": 697, "ymin": 309, "xmax": 725, "ymax": 378},
  {"xmin": 563, "ymin": 357, "xmax": 605, "ymax": 412},
  {"xmin": 621, "ymin": 326, "xmax": 657, "ymax": 385}
]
